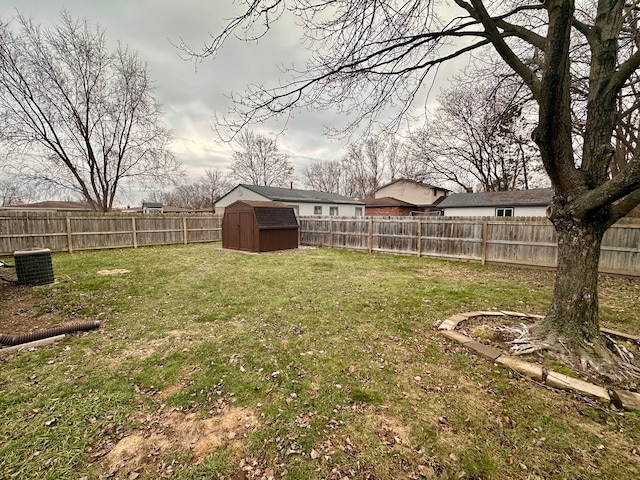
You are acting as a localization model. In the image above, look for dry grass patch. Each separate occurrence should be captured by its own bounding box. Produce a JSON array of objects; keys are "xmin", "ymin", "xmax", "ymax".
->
[
  {"xmin": 102, "ymin": 405, "xmax": 258, "ymax": 477},
  {"xmin": 97, "ymin": 269, "xmax": 130, "ymax": 275}
]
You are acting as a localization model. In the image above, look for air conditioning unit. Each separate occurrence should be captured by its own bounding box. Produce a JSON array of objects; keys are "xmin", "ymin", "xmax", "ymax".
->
[{"xmin": 14, "ymin": 248, "xmax": 55, "ymax": 285}]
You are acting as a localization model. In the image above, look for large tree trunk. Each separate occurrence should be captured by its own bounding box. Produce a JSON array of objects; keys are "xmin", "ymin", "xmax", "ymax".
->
[
  {"xmin": 524, "ymin": 210, "xmax": 632, "ymax": 377},
  {"xmin": 531, "ymin": 214, "xmax": 606, "ymax": 345}
]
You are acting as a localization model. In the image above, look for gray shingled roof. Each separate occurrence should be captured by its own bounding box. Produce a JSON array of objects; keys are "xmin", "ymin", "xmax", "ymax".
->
[
  {"xmin": 240, "ymin": 184, "xmax": 364, "ymax": 205},
  {"xmin": 438, "ymin": 188, "xmax": 554, "ymax": 208}
]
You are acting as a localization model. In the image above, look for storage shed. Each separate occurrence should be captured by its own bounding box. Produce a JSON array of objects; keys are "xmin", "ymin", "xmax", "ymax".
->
[{"xmin": 222, "ymin": 200, "xmax": 299, "ymax": 252}]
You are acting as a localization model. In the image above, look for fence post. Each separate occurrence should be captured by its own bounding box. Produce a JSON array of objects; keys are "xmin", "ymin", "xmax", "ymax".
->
[
  {"xmin": 368, "ymin": 217, "xmax": 373, "ymax": 253},
  {"xmin": 66, "ymin": 216, "xmax": 73, "ymax": 253},
  {"xmin": 481, "ymin": 221, "xmax": 488, "ymax": 265},
  {"xmin": 131, "ymin": 217, "xmax": 138, "ymax": 249},
  {"xmin": 183, "ymin": 216, "xmax": 188, "ymax": 245},
  {"xmin": 326, "ymin": 217, "xmax": 332, "ymax": 248},
  {"xmin": 416, "ymin": 217, "xmax": 422, "ymax": 257}
]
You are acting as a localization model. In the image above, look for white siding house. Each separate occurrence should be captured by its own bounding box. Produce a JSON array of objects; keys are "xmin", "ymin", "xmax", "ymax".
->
[
  {"xmin": 215, "ymin": 184, "xmax": 364, "ymax": 217},
  {"xmin": 439, "ymin": 188, "xmax": 554, "ymax": 217}
]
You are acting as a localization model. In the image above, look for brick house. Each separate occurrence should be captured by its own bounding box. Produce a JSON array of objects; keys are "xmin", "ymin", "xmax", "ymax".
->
[
  {"xmin": 362, "ymin": 197, "xmax": 417, "ymax": 216},
  {"xmin": 362, "ymin": 179, "xmax": 449, "ymax": 216}
]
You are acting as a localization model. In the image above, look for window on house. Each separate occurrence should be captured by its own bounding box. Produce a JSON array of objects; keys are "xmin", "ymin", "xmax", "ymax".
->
[
  {"xmin": 355, "ymin": 207, "xmax": 363, "ymax": 217},
  {"xmin": 314, "ymin": 206, "xmax": 323, "ymax": 215},
  {"xmin": 329, "ymin": 206, "xmax": 339, "ymax": 216},
  {"xmin": 496, "ymin": 207, "xmax": 514, "ymax": 217}
]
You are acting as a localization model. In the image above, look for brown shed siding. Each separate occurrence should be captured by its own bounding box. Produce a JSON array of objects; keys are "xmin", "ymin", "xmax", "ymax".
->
[{"xmin": 222, "ymin": 200, "xmax": 299, "ymax": 252}]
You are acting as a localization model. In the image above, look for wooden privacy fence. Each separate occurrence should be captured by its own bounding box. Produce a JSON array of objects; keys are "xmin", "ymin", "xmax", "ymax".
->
[
  {"xmin": 0, "ymin": 211, "xmax": 222, "ymax": 255},
  {"xmin": 4, "ymin": 212, "xmax": 640, "ymax": 276},
  {"xmin": 299, "ymin": 216, "xmax": 640, "ymax": 277}
]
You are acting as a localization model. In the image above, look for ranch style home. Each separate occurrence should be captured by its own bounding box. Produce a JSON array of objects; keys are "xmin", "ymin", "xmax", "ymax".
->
[
  {"xmin": 438, "ymin": 188, "xmax": 554, "ymax": 217},
  {"xmin": 215, "ymin": 184, "xmax": 365, "ymax": 217}
]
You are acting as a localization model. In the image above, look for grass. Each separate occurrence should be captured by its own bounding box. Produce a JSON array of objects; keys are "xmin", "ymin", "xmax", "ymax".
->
[{"xmin": 1, "ymin": 243, "xmax": 639, "ymax": 479}]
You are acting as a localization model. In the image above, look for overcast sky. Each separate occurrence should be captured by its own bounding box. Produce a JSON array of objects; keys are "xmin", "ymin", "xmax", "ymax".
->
[{"xmin": 1, "ymin": 1, "xmax": 462, "ymax": 199}]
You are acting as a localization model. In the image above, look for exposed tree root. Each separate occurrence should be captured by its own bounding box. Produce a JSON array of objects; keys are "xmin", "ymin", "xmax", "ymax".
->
[{"xmin": 503, "ymin": 323, "xmax": 640, "ymax": 388}]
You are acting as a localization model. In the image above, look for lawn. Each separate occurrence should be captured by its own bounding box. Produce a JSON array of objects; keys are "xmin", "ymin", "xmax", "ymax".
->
[{"xmin": 1, "ymin": 243, "xmax": 639, "ymax": 479}]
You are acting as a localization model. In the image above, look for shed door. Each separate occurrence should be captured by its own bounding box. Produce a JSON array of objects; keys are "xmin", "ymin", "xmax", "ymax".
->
[
  {"xmin": 225, "ymin": 211, "xmax": 240, "ymax": 249},
  {"xmin": 239, "ymin": 211, "xmax": 253, "ymax": 250}
]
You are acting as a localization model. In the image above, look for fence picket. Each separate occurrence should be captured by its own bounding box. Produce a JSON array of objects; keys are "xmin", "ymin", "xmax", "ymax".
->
[
  {"xmin": 299, "ymin": 216, "xmax": 640, "ymax": 277},
  {"xmin": 0, "ymin": 211, "xmax": 221, "ymax": 255},
  {"xmin": 4, "ymin": 211, "xmax": 640, "ymax": 277}
]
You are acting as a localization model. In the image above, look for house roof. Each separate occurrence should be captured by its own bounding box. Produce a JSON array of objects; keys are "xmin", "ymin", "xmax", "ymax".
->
[
  {"xmin": 376, "ymin": 178, "xmax": 451, "ymax": 192},
  {"xmin": 232, "ymin": 200, "xmax": 288, "ymax": 208},
  {"xmin": 438, "ymin": 188, "xmax": 554, "ymax": 208},
  {"xmin": 361, "ymin": 196, "xmax": 416, "ymax": 208},
  {"xmin": 234, "ymin": 184, "xmax": 364, "ymax": 205},
  {"xmin": 2, "ymin": 201, "xmax": 92, "ymax": 210}
]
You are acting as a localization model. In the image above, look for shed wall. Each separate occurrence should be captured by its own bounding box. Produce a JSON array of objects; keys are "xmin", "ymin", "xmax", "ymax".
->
[
  {"xmin": 257, "ymin": 228, "xmax": 299, "ymax": 252},
  {"xmin": 222, "ymin": 201, "xmax": 299, "ymax": 252}
]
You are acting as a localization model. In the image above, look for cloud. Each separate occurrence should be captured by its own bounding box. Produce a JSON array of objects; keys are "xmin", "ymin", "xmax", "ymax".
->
[{"xmin": 0, "ymin": 0, "xmax": 462, "ymax": 201}]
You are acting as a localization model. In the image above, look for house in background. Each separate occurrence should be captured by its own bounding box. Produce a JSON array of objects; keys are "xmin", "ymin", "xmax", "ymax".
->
[
  {"xmin": 142, "ymin": 202, "xmax": 164, "ymax": 214},
  {"xmin": 215, "ymin": 184, "xmax": 365, "ymax": 217},
  {"xmin": 362, "ymin": 179, "xmax": 450, "ymax": 216},
  {"xmin": 362, "ymin": 197, "xmax": 417, "ymax": 216},
  {"xmin": 125, "ymin": 204, "xmax": 206, "ymax": 214},
  {"xmin": 438, "ymin": 188, "xmax": 554, "ymax": 217}
]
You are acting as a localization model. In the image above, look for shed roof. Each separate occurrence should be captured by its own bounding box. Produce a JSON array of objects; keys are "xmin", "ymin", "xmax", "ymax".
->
[
  {"xmin": 230, "ymin": 200, "xmax": 299, "ymax": 229},
  {"xmin": 438, "ymin": 188, "xmax": 554, "ymax": 208},
  {"xmin": 236, "ymin": 184, "xmax": 364, "ymax": 205}
]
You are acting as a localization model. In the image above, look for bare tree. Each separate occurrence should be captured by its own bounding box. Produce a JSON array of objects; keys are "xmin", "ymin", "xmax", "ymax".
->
[
  {"xmin": 303, "ymin": 135, "xmax": 425, "ymax": 197},
  {"xmin": 230, "ymin": 130, "xmax": 293, "ymax": 187},
  {"xmin": 197, "ymin": 1, "xmax": 640, "ymax": 374},
  {"xmin": 153, "ymin": 168, "xmax": 232, "ymax": 211},
  {"xmin": 0, "ymin": 12, "xmax": 181, "ymax": 212},
  {"xmin": 343, "ymin": 137, "xmax": 390, "ymax": 197},
  {"xmin": 200, "ymin": 168, "xmax": 233, "ymax": 209},
  {"xmin": 409, "ymin": 75, "xmax": 544, "ymax": 192},
  {"xmin": 0, "ymin": 177, "xmax": 38, "ymax": 206},
  {"xmin": 302, "ymin": 160, "xmax": 349, "ymax": 195}
]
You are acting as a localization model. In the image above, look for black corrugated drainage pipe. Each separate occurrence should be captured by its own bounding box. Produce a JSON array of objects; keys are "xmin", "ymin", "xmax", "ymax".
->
[{"xmin": 0, "ymin": 320, "xmax": 101, "ymax": 346}]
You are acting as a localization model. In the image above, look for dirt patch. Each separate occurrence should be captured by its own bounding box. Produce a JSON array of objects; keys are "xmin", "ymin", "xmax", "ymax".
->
[
  {"xmin": 113, "ymin": 329, "xmax": 204, "ymax": 363},
  {"xmin": 377, "ymin": 415, "xmax": 412, "ymax": 448},
  {"xmin": 102, "ymin": 405, "xmax": 258, "ymax": 477},
  {"xmin": 0, "ymin": 281, "xmax": 62, "ymax": 334}
]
